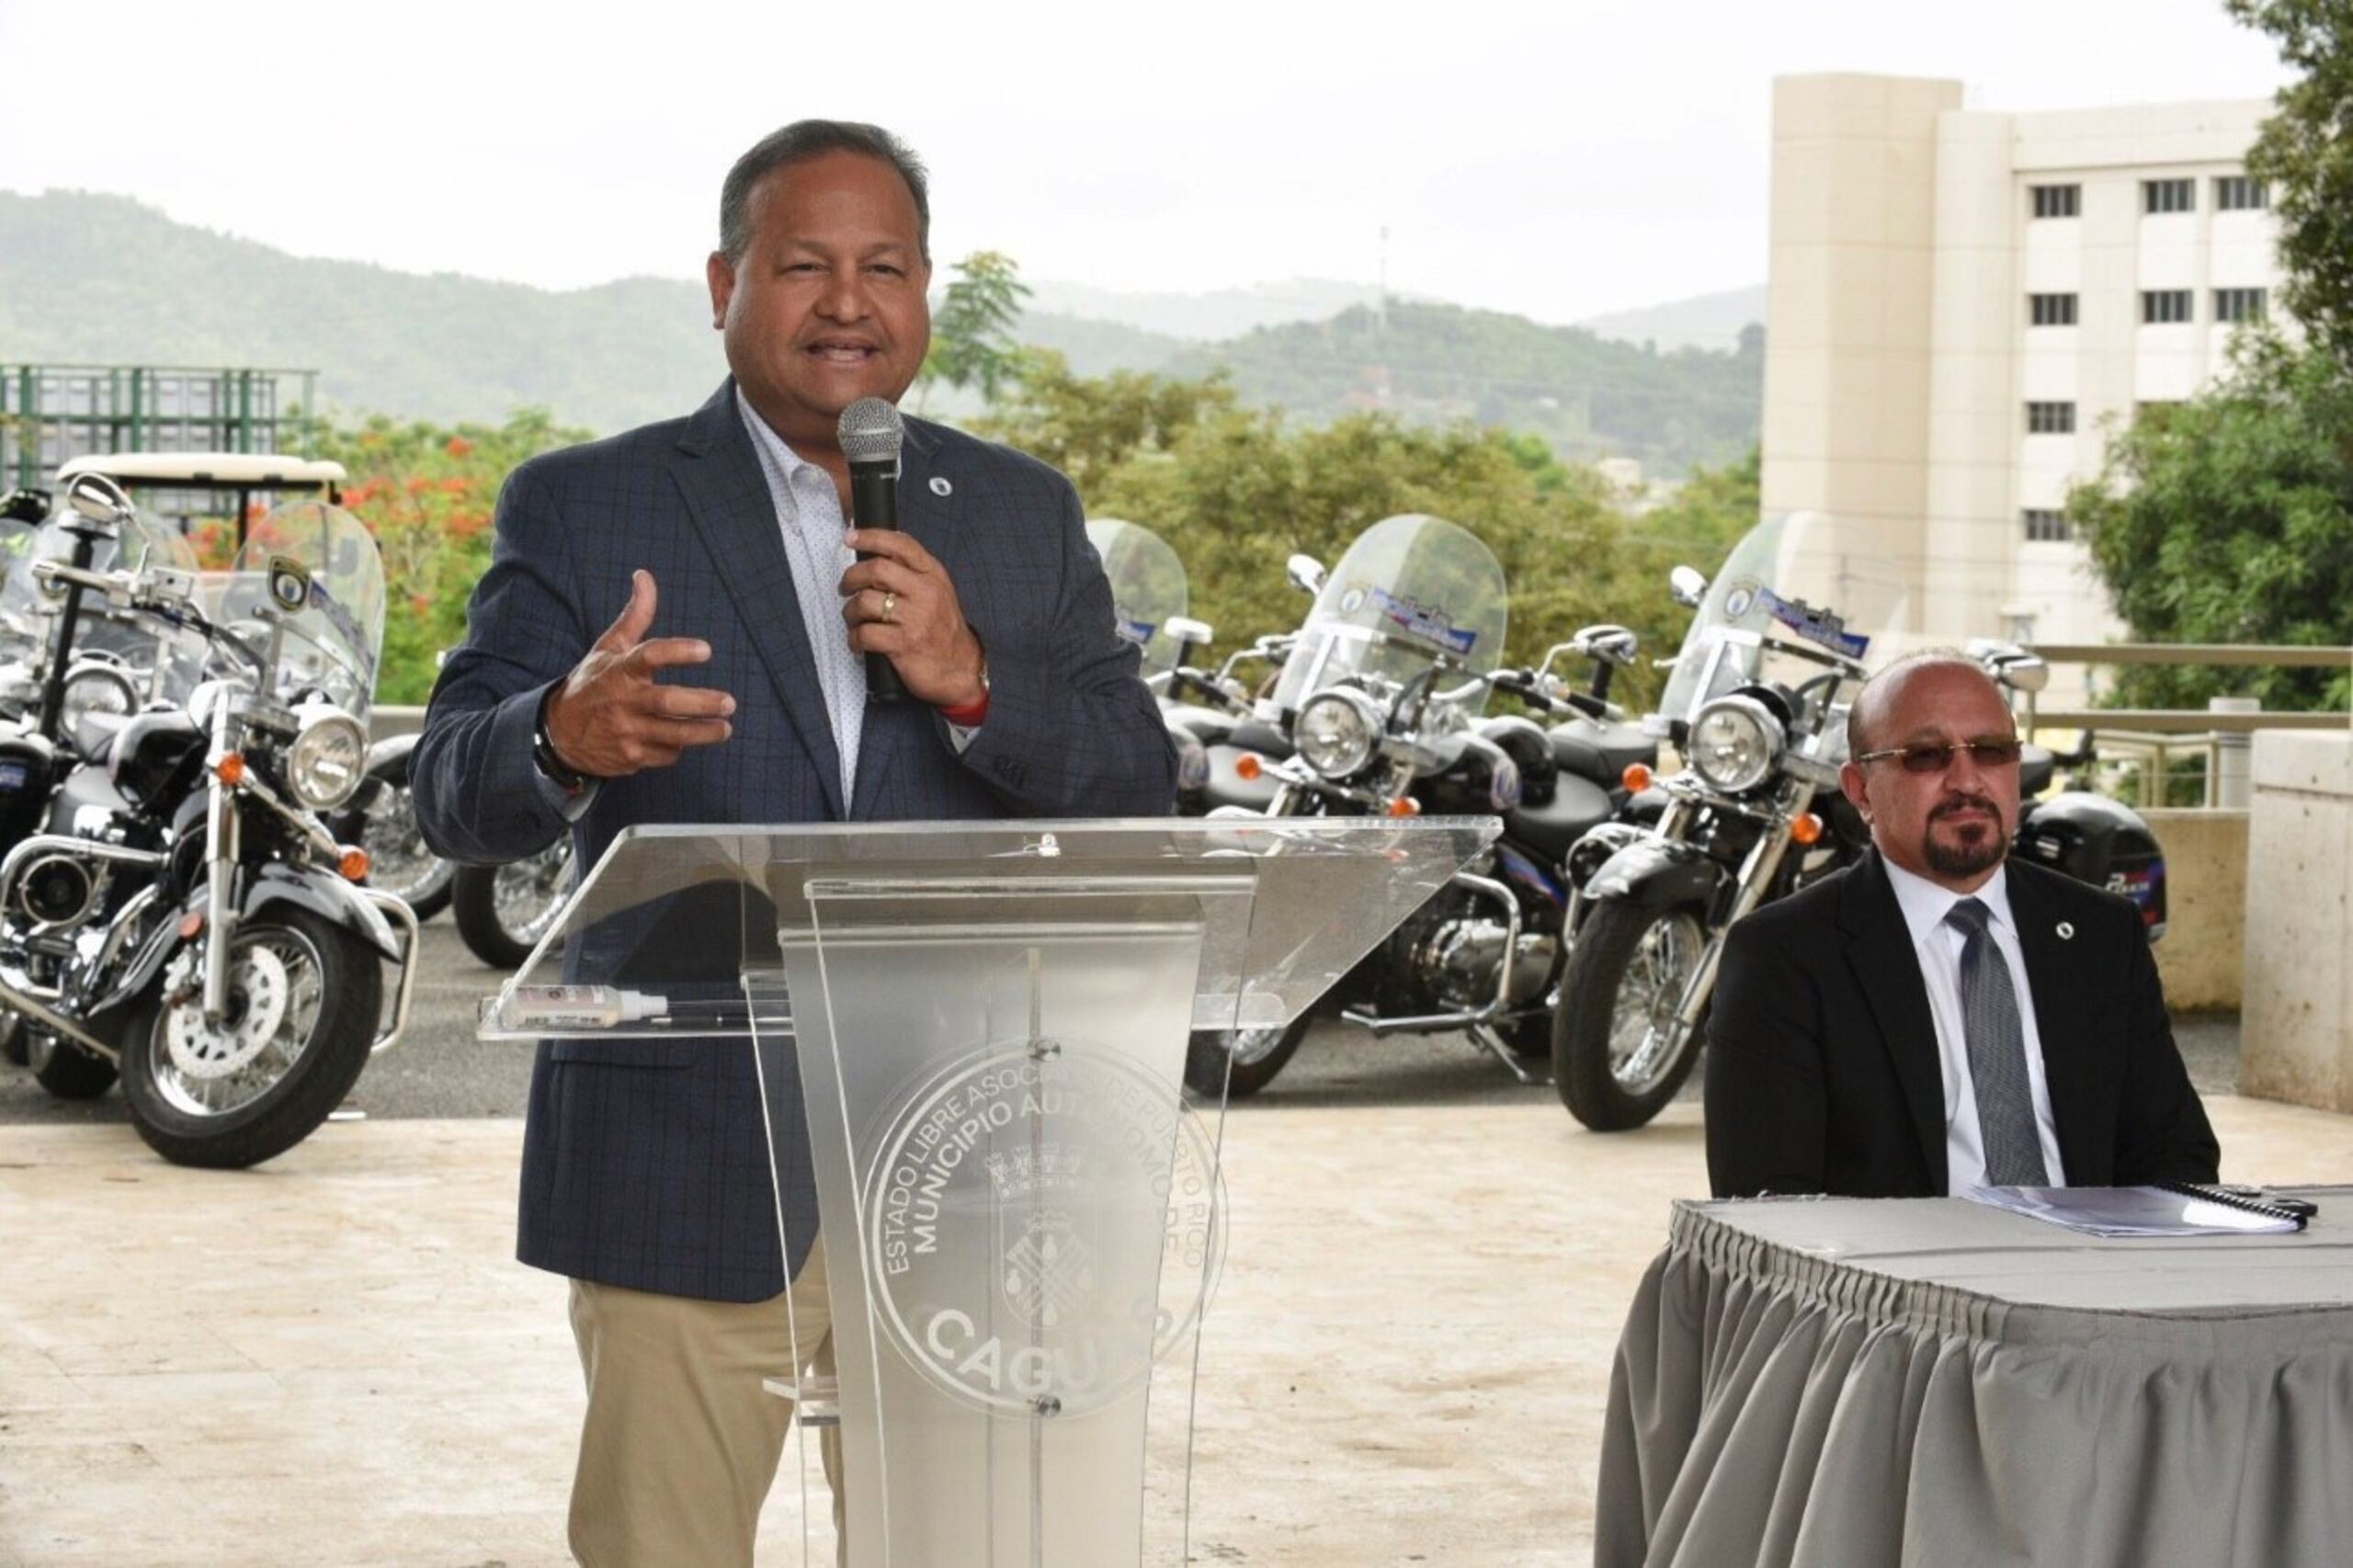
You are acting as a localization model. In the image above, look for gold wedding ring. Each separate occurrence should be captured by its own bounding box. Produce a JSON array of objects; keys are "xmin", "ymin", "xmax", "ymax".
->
[{"xmin": 879, "ymin": 589, "xmax": 898, "ymax": 625}]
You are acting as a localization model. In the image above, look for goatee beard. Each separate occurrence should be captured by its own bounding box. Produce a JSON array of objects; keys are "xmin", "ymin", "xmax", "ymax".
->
[{"xmin": 1925, "ymin": 798, "xmax": 2008, "ymax": 879}]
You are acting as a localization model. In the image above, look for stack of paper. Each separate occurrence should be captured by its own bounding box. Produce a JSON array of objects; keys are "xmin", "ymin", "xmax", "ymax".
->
[{"xmin": 1963, "ymin": 1185, "xmax": 2304, "ymax": 1237}]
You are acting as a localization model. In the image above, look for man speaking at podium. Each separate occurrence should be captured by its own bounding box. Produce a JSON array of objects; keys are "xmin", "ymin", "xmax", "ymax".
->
[{"xmin": 413, "ymin": 119, "xmax": 1175, "ymax": 1564}]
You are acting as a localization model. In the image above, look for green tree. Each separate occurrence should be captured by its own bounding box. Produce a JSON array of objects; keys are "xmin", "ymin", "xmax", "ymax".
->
[
  {"xmin": 977, "ymin": 359, "xmax": 1760, "ymax": 709},
  {"xmin": 2066, "ymin": 334, "xmax": 2353, "ymax": 710},
  {"xmin": 2229, "ymin": 1, "xmax": 2353, "ymax": 374},
  {"xmin": 917, "ymin": 250, "xmax": 1032, "ymax": 409}
]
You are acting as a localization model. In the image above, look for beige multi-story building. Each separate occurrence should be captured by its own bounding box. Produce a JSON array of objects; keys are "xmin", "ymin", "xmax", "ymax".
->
[{"xmin": 1761, "ymin": 73, "xmax": 2280, "ymax": 697}]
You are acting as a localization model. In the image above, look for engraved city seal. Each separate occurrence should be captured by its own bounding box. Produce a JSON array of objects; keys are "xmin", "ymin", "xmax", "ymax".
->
[{"xmin": 861, "ymin": 1042, "xmax": 1222, "ymax": 1417}]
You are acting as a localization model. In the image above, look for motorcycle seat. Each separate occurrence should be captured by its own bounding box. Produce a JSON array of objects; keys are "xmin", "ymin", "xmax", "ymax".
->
[
  {"xmin": 1506, "ymin": 773, "xmax": 1614, "ymax": 862},
  {"xmin": 1162, "ymin": 701, "xmax": 1235, "ymax": 746},
  {"xmin": 1549, "ymin": 716, "xmax": 1657, "ymax": 788},
  {"xmin": 2020, "ymin": 744, "xmax": 2056, "ymax": 796}
]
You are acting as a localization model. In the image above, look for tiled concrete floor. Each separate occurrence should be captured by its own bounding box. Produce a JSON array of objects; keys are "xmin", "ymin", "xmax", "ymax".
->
[{"xmin": 3, "ymin": 1095, "xmax": 2348, "ymax": 1566}]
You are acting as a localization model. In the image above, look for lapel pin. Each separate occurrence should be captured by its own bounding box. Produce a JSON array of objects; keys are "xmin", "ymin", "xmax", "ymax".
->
[
  {"xmin": 2055, "ymin": 921, "xmax": 2075, "ymax": 940},
  {"xmin": 928, "ymin": 475, "xmax": 953, "ymax": 497}
]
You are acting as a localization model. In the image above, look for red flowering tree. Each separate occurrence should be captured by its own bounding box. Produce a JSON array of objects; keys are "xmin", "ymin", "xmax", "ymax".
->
[{"xmin": 300, "ymin": 408, "xmax": 588, "ymax": 703}]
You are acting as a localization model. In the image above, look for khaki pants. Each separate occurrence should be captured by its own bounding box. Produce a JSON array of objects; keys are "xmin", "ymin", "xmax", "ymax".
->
[{"xmin": 566, "ymin": 1240, "xmax": 840, "ymax": 1567}]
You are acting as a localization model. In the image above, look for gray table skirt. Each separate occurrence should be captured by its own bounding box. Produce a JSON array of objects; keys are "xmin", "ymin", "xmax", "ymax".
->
[{"xmin": 1597, "ymin": 1200, "xmax": 2353, "ymax": 1568}]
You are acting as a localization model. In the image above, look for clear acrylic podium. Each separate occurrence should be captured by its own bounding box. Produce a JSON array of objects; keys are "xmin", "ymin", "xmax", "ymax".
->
[{"xmin": 480, "ymin": 817, "xmax": 1496, "ymax": 1565}]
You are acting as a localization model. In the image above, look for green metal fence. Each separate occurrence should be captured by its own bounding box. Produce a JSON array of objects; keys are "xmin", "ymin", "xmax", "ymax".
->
[{"xmin": 2, "ymin": 365, "xmax": 322, "ymax": 489}]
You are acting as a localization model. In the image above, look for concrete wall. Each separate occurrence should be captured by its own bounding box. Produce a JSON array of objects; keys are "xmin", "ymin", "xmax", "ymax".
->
[
  {"xmin": 2239, "ymin": 730, "xmax": 2353, "ymax": 1108},
  {"xmin": 2142, "ymin": 808, "xmax": 2245, "ymax": 1012}
]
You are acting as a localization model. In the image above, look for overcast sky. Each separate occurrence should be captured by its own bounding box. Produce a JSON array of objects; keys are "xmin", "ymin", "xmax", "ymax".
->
[{"xmin": 0, "ymin": 0, "xmax": 2294, "ymax": 325}]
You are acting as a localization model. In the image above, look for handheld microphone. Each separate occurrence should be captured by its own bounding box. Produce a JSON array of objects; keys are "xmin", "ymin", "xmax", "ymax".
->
[{"xmin": 838, "ymin": 396, "xmax": 905, "ymax": 702}]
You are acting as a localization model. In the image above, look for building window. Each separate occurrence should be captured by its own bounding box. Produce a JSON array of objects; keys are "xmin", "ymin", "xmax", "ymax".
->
[
  {"xmin": 2030, "ymin": 184, "xmax": 2081, "ymax": 219},
  {"xmin": 2143, "ymin": 289, "xmax": 2195, "ymax": 324},
  {"xmin": 2029, "ymin": 292, "xmax": 2079, "ymax": 326},
  {"xmin": 2215, "ymin": 176, "xmax": 2270, "ymax": 211},
  {"xmin": 2143, "ymin": 178, "xmax": 2196, "ymax": 214},
  {"xmin": 2026, "ymin": 402, "xmax": 2076, "ymax": 435},
  {"xmin": 2023, "ymin": 509, "xmax": 2075, "ymax": 543},
  {"xmin": 2214, "ymin": 287, "xmax": 2269, "ymax": 324}
]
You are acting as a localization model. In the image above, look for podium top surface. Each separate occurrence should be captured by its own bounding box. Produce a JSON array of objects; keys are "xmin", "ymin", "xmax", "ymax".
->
[{"xmin": 478, "ymin": 816, "xmax": 1500, "ymax": 1040}]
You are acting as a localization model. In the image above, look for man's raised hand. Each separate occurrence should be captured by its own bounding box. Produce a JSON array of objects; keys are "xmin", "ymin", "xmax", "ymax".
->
[{"xmin": 543, "ymin": 570, "xmax": 736, "ymax": 778}]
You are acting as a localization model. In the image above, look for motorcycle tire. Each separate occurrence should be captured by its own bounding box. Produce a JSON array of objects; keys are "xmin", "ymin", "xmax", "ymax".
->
[
  {"xmin": 346, "ymin": 757, "xmax": 453, "ymax": 923},
  {"xmin": 119, "ymin": 905, "xmax": 382, "ymax": 1169},
  {"xmin": 1184, "ymin": 1017, "xmax": 1312, "ymax": 1100},
  {"xmin": 451, "ymin": 840, "xmax": 573, "ymax": 971},
  {"xmin": 1552, "ymin": 902, "xmax": 1711, "ymax": 1131},
  {"xmin": 28, "ymin": 1031, "xmax": 118, "ymax": 1100}
]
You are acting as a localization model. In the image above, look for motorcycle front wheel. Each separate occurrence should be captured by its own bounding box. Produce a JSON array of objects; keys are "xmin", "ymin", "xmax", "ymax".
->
[
  {"xmin": 451, "ymin": 838, "xmax": 574, "ymax": 970},
  {"xmin": 1184, "ymin": 1017, "xmax": 1312, "ymax": 1100},
  {"xmin": 120, "ymin": 905, "xmax": 383, "ymax": 1169},
  {"xmin": 1552, "ymin": 903, "xmax": 1710, "ymax": 1131}
]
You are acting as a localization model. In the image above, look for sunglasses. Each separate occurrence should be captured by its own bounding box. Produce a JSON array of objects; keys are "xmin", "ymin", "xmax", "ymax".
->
[{"xmin": 1854, "ymin": 739, "xmax": 2024, "ymax": 774}]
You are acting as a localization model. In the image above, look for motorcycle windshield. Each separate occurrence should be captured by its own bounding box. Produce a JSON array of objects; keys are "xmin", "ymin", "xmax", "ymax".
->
[
  {"xmin": 0, "ymin": 506, "xmax": 207, "ymax": 705},
  {"xmin": 219, "ymin": 501, "xmax": 386, "ymax": 718},
  {"xmin": 1085, "ymin": 517, "xmax": 1188, "ymax": 676},
  {"xmin": 1656, "ymin": 511, "xmax": 1911, "ymax": 755},
  {"xmin": 1270, "ymin": 513, "xmax": 1508, "ymax": 718}
]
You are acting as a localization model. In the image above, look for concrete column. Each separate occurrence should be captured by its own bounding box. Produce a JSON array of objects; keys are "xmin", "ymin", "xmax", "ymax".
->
[
  {"xmin": 2238, "ymin": 729, "xmax": 2353, "ymax": 1110},
  {"xmin": 2209, "ymin": 696, "xmax": 2259, "ymax": 809}
]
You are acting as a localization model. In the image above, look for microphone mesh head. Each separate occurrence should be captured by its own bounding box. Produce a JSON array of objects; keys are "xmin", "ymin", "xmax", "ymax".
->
[{"xmin": 837, "ymin": 397, "xmax": 904, "ymax": 465}]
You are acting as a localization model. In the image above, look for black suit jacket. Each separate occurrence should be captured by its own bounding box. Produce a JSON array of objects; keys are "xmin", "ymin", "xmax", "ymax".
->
[
  {"xmin": 1704, "ymin": 849, "xmax": 2219, "ymax": 1199},
  {"xmin": 413, "ymin": 381, "xmax": 1177, "ymax": 1301}
]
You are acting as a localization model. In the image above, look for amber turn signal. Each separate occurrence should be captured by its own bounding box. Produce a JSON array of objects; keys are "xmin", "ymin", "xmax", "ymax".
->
[
  {"xmin": 1791, "ymin": 812, "xmax": 1824, "ymax": 846},
  {"xmin": 1386, "ymin": 796, "xmax": 1422, "ymax": 818},
  {"xmin": 1622, "ymin": 763, "xmax": 1654, "ymax": 794},
  {"xmin": 1233, "ymin": 753, "xmax": 1264, "ymax": 782},
  {"xmin": 338, "ymin": 847, "xmax": 372, "ymax": 883},
  {"xmin": 214, "ymin": 754, "xmax": 247, "ymax": 786},
  {"xmin": 177, "ymin": 913, "xmax": 205, "ymax": 940}
]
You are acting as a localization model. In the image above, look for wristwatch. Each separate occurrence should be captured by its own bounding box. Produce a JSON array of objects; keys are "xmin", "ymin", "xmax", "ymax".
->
[{"xmin": 532, "ymin": 685, "xmax": 589, "ymax": 795}]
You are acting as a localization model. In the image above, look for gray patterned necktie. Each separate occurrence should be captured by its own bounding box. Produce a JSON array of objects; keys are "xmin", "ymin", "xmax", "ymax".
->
[{"xmin": 1946, "ymin": 897, "xmax": 2049, "ymax": 1186}]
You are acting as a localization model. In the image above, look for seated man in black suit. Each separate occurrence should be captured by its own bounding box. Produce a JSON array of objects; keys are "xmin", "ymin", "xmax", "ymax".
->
[{"xmin": 1705, "ymin": 651, "xmax": 2219, "ymax": 1198}]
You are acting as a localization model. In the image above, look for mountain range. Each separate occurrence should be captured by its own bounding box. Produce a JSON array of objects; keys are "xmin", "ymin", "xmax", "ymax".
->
[{"xmin": 2, "ymin": 190, "xmax": 1762, "ymax": 473}]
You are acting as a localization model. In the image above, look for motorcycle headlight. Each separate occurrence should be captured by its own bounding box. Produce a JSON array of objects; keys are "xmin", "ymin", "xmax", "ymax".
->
[
  {"xmin": 60, "ymin": 663, "xmax": 137, "ymax": 730},
  {"xmin": 1688, "ymin": 696, "xmax": 1784, "ymax": 794},
  {"xmin": 286, "ymin": 710, "xmax": 368, "ymax": 810},
  {"xmin": 1295, "ymin": 688, "xmax": 1383, "ymax": 779}
]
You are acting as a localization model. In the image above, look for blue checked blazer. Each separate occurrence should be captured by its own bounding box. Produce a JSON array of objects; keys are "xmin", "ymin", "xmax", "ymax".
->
[{"xmin": 412, "ymin": 380, "xmax": 1177, "ymax": 1301}]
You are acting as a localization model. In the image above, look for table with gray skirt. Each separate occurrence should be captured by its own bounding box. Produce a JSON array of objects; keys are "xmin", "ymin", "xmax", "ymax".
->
[{"xmin": 1597, "ymin": 1191, "xmax": 2353, "ymax": 1568}]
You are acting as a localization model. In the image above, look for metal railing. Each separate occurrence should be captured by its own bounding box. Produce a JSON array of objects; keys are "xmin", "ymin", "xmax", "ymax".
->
[{"xmin": 2023, "ymin": 643, "xmax": 2350, "ymax": 810}]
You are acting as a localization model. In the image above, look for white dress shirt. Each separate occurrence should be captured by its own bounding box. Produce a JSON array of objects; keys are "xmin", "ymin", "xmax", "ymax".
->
[
  {"xmin": 739, "ymin": 391, "xmax": 868, "ymax": 806},
  {"xmin": 1881, "ymin": 858, "xmax": 2068, "ymax": 1191}
]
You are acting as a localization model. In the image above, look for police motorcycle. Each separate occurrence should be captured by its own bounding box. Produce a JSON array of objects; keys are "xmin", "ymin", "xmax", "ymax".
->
[
  {"xmin": 0, "ymin": 481, "xmax": 207, "ymax": 1076},
  {"xmin": 1182, "ymin": 512, "xmax": 1640, "ymax": 1099},
  {"xmin": 0, "ymin": 477, "xmax": 419, "ymax": 1167},
  {"xmin": 1971, "ymin": 637, "xmax": 2170, "ymax": 937},
  {"xmin": 1085, "ymin": 517, "xmax": 1216, "ymax": 810},
  {"xmin": 327, "ymin": 736, "xmax": 453, "ymax": 923},
  {"xmin": 1549, "ymin": 514, "xmax": 2171, "ymax": 1132},
  {"xmin": 451, "ymin": 835, "xmax": 572, "ymax": 970}
]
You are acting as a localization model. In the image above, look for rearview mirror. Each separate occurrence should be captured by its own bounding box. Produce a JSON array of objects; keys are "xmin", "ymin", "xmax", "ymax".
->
[
  {"xmin": 63, "ymin": 472, "xmax": 133, "ymax": 532},
  {"xmin": 1287, "ymin": 554, "xmax": 1326, "ymax": 597},
  {"xmin": 1997, "ymin": 654, "xmax": 2050, "ymax": 694},
  {"xmin": 1668, "ymin": 565, "xmax": 1707, "ymax": 608}
]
